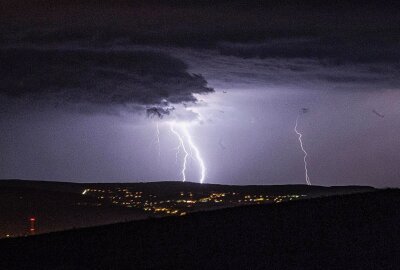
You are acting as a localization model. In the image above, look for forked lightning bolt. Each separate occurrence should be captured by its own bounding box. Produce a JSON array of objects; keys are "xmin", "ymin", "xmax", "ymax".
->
[
  {"xmin": 170, "ymin": 122, "xmax": 189, "ymax": 182},
  {"xmin": 181, "ymin": 124, "xmax": 206, "ymax": 184},
  {"xmin": 295, "ymin": 115, "xmax": 311, "ymax": 185},
  {"xmin": 169, "ymin": 122, "xmax": 206, "ymax": 183}
]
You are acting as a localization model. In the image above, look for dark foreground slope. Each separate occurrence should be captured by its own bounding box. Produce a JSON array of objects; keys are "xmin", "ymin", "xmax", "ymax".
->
[
  {"xmin": 0, "ymin": 179, "xmax": 374, "ymax": 237},
  {"xmin": 0, "ymin": 180, "xmax": 148, "ymax": 237},
  {"xmin": 1, "ymin": 189, "xmax": 399, "ymax": 270}
]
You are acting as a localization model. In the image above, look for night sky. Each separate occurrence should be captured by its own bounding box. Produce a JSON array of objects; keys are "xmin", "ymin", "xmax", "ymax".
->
[{"xmin": 1, "ymin": 0, "xmax": 400, "ymax": 187}]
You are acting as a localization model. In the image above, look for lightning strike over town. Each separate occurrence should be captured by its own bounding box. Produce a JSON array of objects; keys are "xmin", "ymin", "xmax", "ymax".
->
[{"xmin": 0, "ymin": 0, "xmax": 399, "ymax": 269}]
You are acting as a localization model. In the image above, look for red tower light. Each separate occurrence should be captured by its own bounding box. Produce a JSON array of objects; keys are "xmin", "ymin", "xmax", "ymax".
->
[{"xmin": 29, "ymin": 217, "xmax": 36, "ymax": 235}]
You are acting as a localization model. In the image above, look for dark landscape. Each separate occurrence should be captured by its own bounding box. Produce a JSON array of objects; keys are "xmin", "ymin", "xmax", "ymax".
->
[
  {"xmin": 0, "ymin": 179, "xmax": 373, "ymax": 237},
  {"xmin": 1, "ymin": 187, "xmax": 399, "ymax": 270}
]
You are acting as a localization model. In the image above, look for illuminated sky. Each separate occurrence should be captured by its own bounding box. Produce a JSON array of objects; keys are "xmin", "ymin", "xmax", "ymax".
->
[{"xmin": 0, "ymin": 0, "xmax": 399, "ymax": 187}]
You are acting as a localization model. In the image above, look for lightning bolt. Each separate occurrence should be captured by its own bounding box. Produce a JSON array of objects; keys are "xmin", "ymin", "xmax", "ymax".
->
[
  {"xmin": 170, "ymin": 122, "xmax": 189, "ymax": 182},
  {"xmin": 156, "ymin": 122, "xmax": 161, "ymax": 160},
  {"xmin": 169, "ymin": 122, "xmax": 206, "ymax": 184},
  {"xmin": 181, "ymin": 124, "xmax": 206, "ymax": 184},
  {"xmin": 294, "ymin": 115, "xmax": 311, "ymax": 185},
  {"xmin": 173, "ymin": 143, "xmax": 181, "ymax": 165}
]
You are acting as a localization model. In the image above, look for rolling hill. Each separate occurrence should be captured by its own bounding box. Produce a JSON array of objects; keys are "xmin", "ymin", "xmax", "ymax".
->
[
  {"xmin": 0, "ymin": 179, "xmax": 374, "ymax": 237},
  {"xmin": 1, "ymin": 188, "xmax": 398, "ymax": 270}
]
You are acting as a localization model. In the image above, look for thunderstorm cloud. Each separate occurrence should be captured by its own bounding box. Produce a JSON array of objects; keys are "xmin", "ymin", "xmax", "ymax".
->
[
  {"xmin": 0, "ymin": 49, "xmax": 214, "ymax": 114},
  {"xmin": 217, "ymin": 37, "xmax": 400, "ymax": 64}
]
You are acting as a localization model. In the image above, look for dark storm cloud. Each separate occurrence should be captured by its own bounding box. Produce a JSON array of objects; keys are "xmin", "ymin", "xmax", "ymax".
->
[
  {"xmin": 2, "ymin": 0, "xmax": 398, "ymax": 50},
  {"xmin": 146, "ymin": 106, "xmax": 174, "ymax": 118},
  {"xmin": 217, "ymin": 37, "xmax": 400, "ymax": 64},
  {"xmin": 0, "ymin": 49, "xmax": 213, "ymax": 113},
  {"xmin": 316, "ymin": 74, "xmax": 382, "ymax": 84},
  {"xmin": 176, "ymin": 47, "xmax": 400, "ymax": 93}
]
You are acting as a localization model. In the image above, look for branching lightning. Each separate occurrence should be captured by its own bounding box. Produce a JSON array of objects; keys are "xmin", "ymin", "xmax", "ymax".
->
[
  {"xmin": 148, "ymin": 104, "xmax": 207, "ymax": 183},
  {"xmin": 170, "ymin": 122, "xmax": 189, "ymax": 182},
  {"xmin": 169, "ymin": 122, "xmax": 206, "ymax": 183},
  {"xmin": 294, "ymin": 115, "xmax": 311, "ymax": 185},
  {"xmin": 181, "ymin": 124, "xmax": 206, "ymax": 184}
]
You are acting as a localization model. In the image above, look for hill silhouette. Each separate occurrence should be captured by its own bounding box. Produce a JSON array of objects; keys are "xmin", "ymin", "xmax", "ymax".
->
[
  {"xmin": 1, "ymin": 189, "xmax": 399, "ymax": 270},
  {"xmin": 0, "ymin": 179, "xmax": 374, "ymax": 237}
]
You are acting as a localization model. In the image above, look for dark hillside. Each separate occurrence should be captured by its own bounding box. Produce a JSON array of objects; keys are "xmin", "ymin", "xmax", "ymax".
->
[
  {"xmin": 0, "ymin": 179, "xmax": 375, "ymax": 197},
  {"xmin": 0, "ymin": 184, "xmax": 147, "ymax": 236},
  {"xmin": 0, "ymin": 189, "xmax": 399, "ymax": 270},
  {"xmin": 0, "ymin": 180, "xmax": 374, "ymax": 237}
]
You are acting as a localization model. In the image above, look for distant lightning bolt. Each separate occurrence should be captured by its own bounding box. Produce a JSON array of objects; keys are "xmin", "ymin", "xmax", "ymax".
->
[
  {"xmin": 181, "ymin": 125, "xmax": 206, "ymax": 184},
  {"xmin": 170, "ymin": 122, "xmax": 189, "ymax": 182},
  {"xmin": 294, "ymin": 115, "xmax": 311, "ymax": 185},
  {"xmin": 156, "ymin": 122, "xmax": 161, "ymax": 160},
  {"xmin": 173, "ymin": 143, "xmax": 181, "ymax": 165}
]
